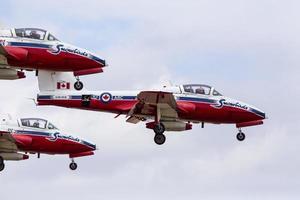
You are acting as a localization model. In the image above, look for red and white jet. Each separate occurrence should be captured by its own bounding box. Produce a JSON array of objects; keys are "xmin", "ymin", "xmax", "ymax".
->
[
  {"xmin": 36, "ymin": 71, "xmax": 266, "ymax": 145},
  {"xmin": 0, "ymin": 114, "xmax": 96, "ymax": 172},
  {"xmin": 0, "ymin": 28, "xmax": 106, "ymax": 90}
]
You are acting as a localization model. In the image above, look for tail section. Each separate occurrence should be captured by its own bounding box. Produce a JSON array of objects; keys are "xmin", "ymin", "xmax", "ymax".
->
[
  {"xmin": 38, "ymin": 70, "xmax": 78, "ymax": 92},
  {"xmin": 37, "ymin": 70, "xmax": 86, "ymax": 108}
]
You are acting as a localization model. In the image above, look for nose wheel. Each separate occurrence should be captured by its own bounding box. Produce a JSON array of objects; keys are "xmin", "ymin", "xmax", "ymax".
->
[
  {"xmin": 236, "ymin": 129, "xmax": 246, "ymax": 141},
  {"xmin": 74, "ymin": 81, "xmax": 83, "ymax": 91},
  {"xmin": 153, "ymin": 123, "xmax": 166, "ymax": 145},
  {"xmin": 0, "ymin": 156, "xmax": 5, "ymax": 172},
  {"xmin": 74, "ymin": 77, "xmax": 83, "ymax": 91},
  {"xmin": 69, "ymin": 159, "xmax": 78, "ymax": 170}
]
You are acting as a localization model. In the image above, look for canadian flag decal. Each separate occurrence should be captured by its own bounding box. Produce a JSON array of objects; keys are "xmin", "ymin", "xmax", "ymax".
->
[{"xmin": 57, "ymin": 81, "xmax": 70, "ymax": 90}]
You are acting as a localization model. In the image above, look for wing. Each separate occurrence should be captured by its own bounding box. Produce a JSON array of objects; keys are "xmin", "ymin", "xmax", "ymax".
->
[
  {"xmin": 0, "ymin": 43, "xmax": 8, "ymax": 65},
  {"xmin": 0, "ymin": 43, "xmax": 26, "ymax": 79},
  {"xmin": 0, "ymin": 67, "xmax": 26, "ymax": 80},
  {"xmin": 126, "ymin": 91, "xmax": 178, "ymax": 124},
  {"xmin": 0, "ymin": 44, "xmax": 7, "ymax": 56},
  {"xmin": 0, "ymin": 43, "xmax": 27, "ymax": 79},
  {"xmin": 0, "ymin": 131, "xmax": 18, "ymax": 153}
]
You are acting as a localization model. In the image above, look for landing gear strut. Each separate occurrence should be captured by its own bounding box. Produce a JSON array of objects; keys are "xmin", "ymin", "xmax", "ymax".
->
[
  {"xmin": 0, "ymin": 156, "xmax": 5, "ymax": 172},
  {"xmin": 153, "ymin": 123, "xmax": 166, "ymax": 145},
  {"xmin": 69, "ymin": 159, "xmax": 78, "ymax": 170},
  {"xmin": 236, "ymin": 128, "xmax": 246, "ymax": 141},
  {"xmin": 74, "ymin": 77, "xmax": 83, "ymax": 91},
  {"xmin": 153, "ymin": 123, "xmax": 165, "ymax": 135}
]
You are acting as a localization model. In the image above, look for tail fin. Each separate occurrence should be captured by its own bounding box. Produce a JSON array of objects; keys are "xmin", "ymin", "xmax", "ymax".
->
[{"xmin": 38, "ymin": 70, "xmax": 77, "ymax": 92}]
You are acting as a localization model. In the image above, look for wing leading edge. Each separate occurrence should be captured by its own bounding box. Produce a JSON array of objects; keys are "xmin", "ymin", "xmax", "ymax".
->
[{"xmin": 0, "ymin": 131, "xmax": 18, "ymax": 153}]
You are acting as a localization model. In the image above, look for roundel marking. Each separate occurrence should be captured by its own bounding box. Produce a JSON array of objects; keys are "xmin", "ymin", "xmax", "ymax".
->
[{"xmin": 100, "ymin": 92, "xmax": 112, "ymax": 103}]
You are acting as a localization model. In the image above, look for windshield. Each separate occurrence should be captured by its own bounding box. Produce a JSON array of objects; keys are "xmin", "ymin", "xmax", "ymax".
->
[
  {"xmin": 212, "ymin": 89, "xmax": 222, "ymax": 96},
  {"xmin": 47, "ymin": 34, "xmax": 59, "ymax": 41},
  {"xmin": 21, "ymin": 118, "xmax": 47, "ymax": 129},
  {"xmin": 48, "ymin": 122, "xmax": 58, "ymax": 130},
  {"xmin": 15, "ymin": 28, "xmax": 47, "ymax": 40}
]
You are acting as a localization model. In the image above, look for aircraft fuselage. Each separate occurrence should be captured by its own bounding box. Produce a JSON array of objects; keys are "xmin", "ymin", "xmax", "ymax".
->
[{"xmin": 37, "ymin": 90, "xmax": 266, "ymax": 125}]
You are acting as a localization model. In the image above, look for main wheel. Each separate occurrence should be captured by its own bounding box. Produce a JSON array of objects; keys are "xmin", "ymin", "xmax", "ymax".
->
[
  {"xmin": 0, "ymin": 156, "xmax": 3, "ymax": 165},
  {"xmin": 74, "ymin": 81, "xmax": 84, "ymax": 91},
  {"xmin": 153, "ymin": 123, "xmax": 165, "ymax": 135},
  {"xmin": 0, "ymin": 163, "xmax": 5, "ymax": 172},
  {"xmin": 69, "ymin": 162, "xmax": 78, "ymax": 170},
  {"xmin": 236, "ymin": 132, "xmax": 246, "ymax": 141},
  {"xmin": 154, "ymin": 134, "xmax": 166, "ymax": 145}
]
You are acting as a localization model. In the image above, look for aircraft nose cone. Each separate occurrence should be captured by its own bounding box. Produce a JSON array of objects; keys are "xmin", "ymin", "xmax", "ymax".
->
[
  {"xmin": 91, "ymin": 143, "xmax": 96, "ymax": 151},
  {"xmin": 90, "ymin": 54, "xmax": 106, "ymax": 66},
  {"xmin": 258, "ymin": 110, "xmax": 266, "ymax": 120},
  {"xmin": 249, "ymin": 107, "xmax": 266, "ymax": 120},
  {"xmin": 82, "ymin": 140, "xmax": 96, "ymax": 151}
]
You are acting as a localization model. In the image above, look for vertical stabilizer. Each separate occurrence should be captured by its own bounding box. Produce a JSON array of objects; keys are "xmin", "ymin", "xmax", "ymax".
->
[{"xmin": 38, "ymin": 70, "xmax": 77, "ymax": 92}]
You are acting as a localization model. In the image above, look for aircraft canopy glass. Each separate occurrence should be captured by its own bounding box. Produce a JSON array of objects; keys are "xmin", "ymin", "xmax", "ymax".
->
[
  {"xmin": 15, "ymin": 28, "xmax": 47, "ymax": 40},
  {"xmin": 14, "ymin": 28, "xmax": 59, "ymax": 41},
  {"xmin": 47, "ymin": 122, "xmax": 58, "ymax": 130},
  {"xmin": 20, "ymin": 118, "xmax": 59, "ymax": 130},
  {"xmin": 47, "ymin": 33, "xmax": 59, "ymax": 41},
  {"xmin": 182, "ymin": 84, "xmax": 222, "ymax": 96}
]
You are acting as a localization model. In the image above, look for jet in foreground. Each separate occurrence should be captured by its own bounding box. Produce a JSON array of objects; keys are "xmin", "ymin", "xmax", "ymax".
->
[
  {"xmin": 0, "ymin": 114, "xmax": 96, "ymax": 172},
  {"xmin": 36, "ymin": 71, "xmax": 266, "ymax": 145},
  {"xmin": 0, "ymin": 28, "xmax": 106, "ymax": 90}
]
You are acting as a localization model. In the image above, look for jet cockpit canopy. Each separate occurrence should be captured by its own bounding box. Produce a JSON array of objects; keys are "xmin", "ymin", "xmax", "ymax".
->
[
  {"xmin": 20, "ymin": 118, "xmax": 59, "ymax": 130},
  {"xmin": 182, "ymin": 84, "xmax": 222, "ymax": 96},
  {"xmin": 14, "ymin": 28, "xmax": 59, "ymax": 41}
]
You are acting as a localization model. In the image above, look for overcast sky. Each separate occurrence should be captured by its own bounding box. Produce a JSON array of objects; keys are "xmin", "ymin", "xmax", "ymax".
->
[{"xmin": 1, "ymin": 0, "xmax": 300, "ymax": 199}]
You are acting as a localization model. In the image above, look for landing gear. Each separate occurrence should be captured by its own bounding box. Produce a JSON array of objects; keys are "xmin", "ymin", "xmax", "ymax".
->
[
  {"xmin": 153, "ymin": 123, "xmax": 166, "ymax": 145},
  {"xmin": 74, "ymin": 81, "xmax": 83, "ymax": 91},
  {"xmin": 236, "ymin": 129, "xmax": 246, "ymax": 141},
  {"xmin": 74, "ymin": 77, "xmax": 83, "ymax": 91},
  {"xmin": 69, "ymin": 159, "xmax": 78, "ymax": 171},
  {"xmin": 153, "ymin": 123, "xmax": 165, "ymax": 135},
  {"xmin": 0, "ymin": 163, "xmax": 4, "ymax": 172},
  {"xmin": 152, "ymin": 106, "xmax": 167, "ymax": 145},
  {"xmin": 154, "ymin": 133, "xmax": 166, "ymax": 145},
  {"xmin": 0, "ymin": 156, "xmax": 5, "ymax": 172}
]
